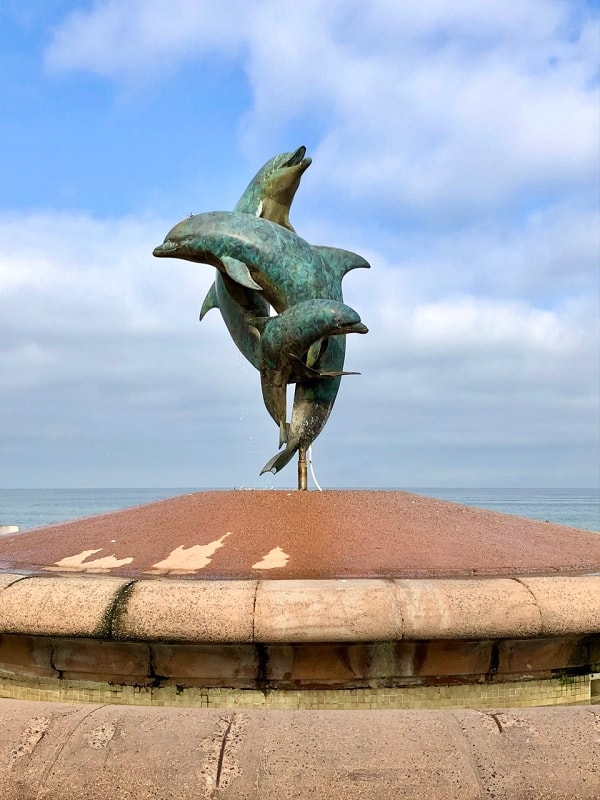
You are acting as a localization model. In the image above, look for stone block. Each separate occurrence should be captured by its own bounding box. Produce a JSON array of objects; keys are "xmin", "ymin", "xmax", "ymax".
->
[
  {"xmin": 254, "ymin": 580, "xmax": 401, "ymax": 642},
  {"xmin": 265, "ymin": 643, "xmax": 373, "ymax": 687},
  {"xmin": 52, "ymin": 638, "xmax": 151, "ymax": 683},
  {"xmin": 152, "ymin": 643, "xmax": 258, "ymax": 687},
  {"xmin": 0, "ymin": 576, "xmax": 131, "ymax": 637},
  {"xmin": 395, "ymin": 579, "xmax": 541, "ymax": 640},
  {"xmin": 397, "ymin": 639, "xmax": 493, "ymax": 678},
  {"xmin": 0, "ymin": 635, "xmax": 56, "ymax": 678},
  {"xmin": 589, "ymin": 634, "xmax": 600, "ymax": 667},
  {"xmin": 497, "ymin": 636, "xmax": 590, "ymax": 676},
  {"xmin": 520, "ymin": 576, "xmax": 600, "ymax": 635},
  {"xmin": 114, "ymin": 579, "xmax": 257, "ymax": 642}
]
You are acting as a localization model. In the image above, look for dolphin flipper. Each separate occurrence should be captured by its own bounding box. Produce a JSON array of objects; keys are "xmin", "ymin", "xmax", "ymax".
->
[
  {"xmin": 306, "ymin": 339, "xmax": 322, "ymax": 367},
  {"xmin": 288, "ymin": 354, "xmax": 360, "ymax": 380},
  {"xmin": 199, "ymin": 282, "xmax": 219, "ymax": 321},
  {"xmin": 223, "ymin": 257, "xmax": 263, "ymax": 291}
]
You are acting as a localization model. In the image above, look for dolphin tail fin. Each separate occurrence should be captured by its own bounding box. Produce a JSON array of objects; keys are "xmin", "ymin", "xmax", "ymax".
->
[
  {"xmin": 289, "ymin": 354, "xmax": 360, "ymax": 380},
  {"xmin": 260, "ymin": 445, "xmax": 298, "ymax": 475},
  {"xmin": 199, "ymin": 282, "xmax": 219, "ymax": 321}
]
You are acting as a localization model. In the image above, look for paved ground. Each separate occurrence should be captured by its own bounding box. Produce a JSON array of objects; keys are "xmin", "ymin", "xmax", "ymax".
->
[
  {"xmin": 1, "ymin": 701, "xmax": 599, "ymax": 799},
  {"xmin": 1, "ymin": 490, "xmax": 598, "ymax": 579}
]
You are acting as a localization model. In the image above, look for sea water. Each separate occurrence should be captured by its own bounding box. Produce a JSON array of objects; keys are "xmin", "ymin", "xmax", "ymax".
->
[
  {"xmin": 0, "ymin": 487, "xmax": 598, "ymax": 533},
  {"xmin": 413, "ymin": 488, "xmax": 599, "ymax": 532}
]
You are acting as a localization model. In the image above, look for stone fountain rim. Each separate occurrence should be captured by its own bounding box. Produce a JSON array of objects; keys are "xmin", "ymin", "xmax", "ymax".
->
[{"xmin": 1, "ymin": 571, "xmax": 599, "ymax": 644}]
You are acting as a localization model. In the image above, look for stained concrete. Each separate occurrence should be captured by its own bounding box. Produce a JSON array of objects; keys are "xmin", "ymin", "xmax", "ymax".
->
[
  {"xmin": 1, "ymin": 572, "xmax": 599, "ymax": 643},
  {"xmin": 0, "ymin": 700, "xmax": 598, "ymax": 799},
  {"xmin": 0, "ymin": 575, "xmax": 130, "ymax": 637}
]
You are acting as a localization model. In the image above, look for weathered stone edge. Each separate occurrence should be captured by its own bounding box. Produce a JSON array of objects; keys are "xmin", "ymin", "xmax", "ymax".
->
[{"xmin": 0, "ymin": 573, "xmax": 599, "ymax": 643}]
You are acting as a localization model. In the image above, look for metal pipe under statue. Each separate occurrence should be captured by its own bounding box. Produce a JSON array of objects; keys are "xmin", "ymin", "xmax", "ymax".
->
[{"xmin": 153, "ymin": 146, "xmax": 369, "ymax": 489}]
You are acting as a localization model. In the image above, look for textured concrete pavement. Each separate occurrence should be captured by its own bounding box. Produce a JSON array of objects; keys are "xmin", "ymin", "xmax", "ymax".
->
[{"xmin": 0, "ymin": 700, "xmax": 599, "ymax": 799}]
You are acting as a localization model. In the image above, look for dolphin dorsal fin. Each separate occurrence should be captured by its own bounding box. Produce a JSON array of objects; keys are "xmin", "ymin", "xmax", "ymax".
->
[
  {"xmin": 313, "ymin": 246, "xmax": 371, "ymax": 278},
  {"xmin": 199, "ymin": 282, "xmax": 219, "ymax": 321}
]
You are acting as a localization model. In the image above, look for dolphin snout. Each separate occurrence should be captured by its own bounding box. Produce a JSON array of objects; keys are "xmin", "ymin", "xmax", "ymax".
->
[
  {"xmin": 284, "ymin": 146, "xmax": 312, "ymax": 172},
  {"xmin": 340, "ymin": 321, "xmax": 368, "ymax": 335},
  {"xmin": 153, "ymin": 241, "xmax": 177, "ymax": 257},
  {"xmin": 285, "ymin": 146, "xmax": 306, "ymax": 166}
]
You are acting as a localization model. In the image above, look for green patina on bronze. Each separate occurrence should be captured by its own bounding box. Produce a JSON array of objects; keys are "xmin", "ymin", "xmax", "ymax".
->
[
  {"xmin": 153, "ymin": 211, "xmax": 369, "ymax": 310},
  {"xmin": 256, "ymin": 300, "xmax": 368, "ymax": 450},
  {"xmin": 199, "ymin": 146, "xmax": 311, "ymax": 369},
  {"xmin": 153, "ymin": 147, "xmax": 370, "ymax": 480}
]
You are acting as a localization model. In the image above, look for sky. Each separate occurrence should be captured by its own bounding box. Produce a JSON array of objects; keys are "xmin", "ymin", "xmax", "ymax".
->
[{"xmin": 0, "ymin": 0, "xmax": 598, "ymax": 490}]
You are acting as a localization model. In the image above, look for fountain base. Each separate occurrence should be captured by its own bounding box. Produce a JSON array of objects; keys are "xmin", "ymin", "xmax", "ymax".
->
[{"xmin": 0, "ymin": 490, "xmax": 598, "ymax": 797}]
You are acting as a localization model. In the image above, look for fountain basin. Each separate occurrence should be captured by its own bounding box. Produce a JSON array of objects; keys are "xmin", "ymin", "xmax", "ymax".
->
[
  {"xmin": 0, "ymin": 490, "xmax": 598, "ymax": 710},
  {"xmin": 1, "ymin": 490, "xmax": 599, "ymax": 798}
]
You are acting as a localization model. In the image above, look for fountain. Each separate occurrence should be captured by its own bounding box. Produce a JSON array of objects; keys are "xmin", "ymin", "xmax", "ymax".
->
[
  {"xmin": 152, "ymin": 145, "xmax": 369, "ymax": 488},
  {"xmin": 0, "ymin": 149, "xmax": 599, "ymax": 798}
]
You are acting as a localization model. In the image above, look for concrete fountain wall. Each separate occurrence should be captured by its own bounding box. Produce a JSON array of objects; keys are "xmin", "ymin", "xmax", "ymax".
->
[
  {"xmin": 0, "ymin": 572, "xmax": 597, "ymax": 710},
  {"xmin": 0, "ymin": 490, "xmax": 599, "ymax": 798}
]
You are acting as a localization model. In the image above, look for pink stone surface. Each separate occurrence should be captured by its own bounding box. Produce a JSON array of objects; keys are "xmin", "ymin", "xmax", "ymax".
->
[
  {"xmin": 115, "ymin": 579, "xmax": 257, "ymax": 641},
  {"xmin": 0, "ymin": 575, "xmax": 129, "ymax": 637},
  {"xmin": 254, "ymin": 579, "xmax": 402, "ymax": 641},
  {"xmin": 394, "ymin": 578, "xmax": 541, "ymax": 639},
  {"xmin": 519, "ymin": 575, "xmax": 600, "ymax": 634},
  {"xmin": 0, "ymin": 490, "xmax": 598, "ymax": 579},
  {"xmin": 0, "ymin": 700, "xmax": 599, "ymax": 799}
]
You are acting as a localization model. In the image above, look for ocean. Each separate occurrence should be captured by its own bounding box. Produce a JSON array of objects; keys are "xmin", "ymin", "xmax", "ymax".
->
[{"xmin": 0, "ymin": 488, "xmax": 598, "ymax": 533}]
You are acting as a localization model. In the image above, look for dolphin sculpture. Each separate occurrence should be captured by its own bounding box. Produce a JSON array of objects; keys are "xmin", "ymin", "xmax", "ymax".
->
[
  {"xmin": 254, "ymin": 300, "xmax": 368, "ymax": 447},
  {"xmin": 153, "ymin": 209, "xmax": 370, "ymax": 473},
  {"xmin": 195, "ymin": 147, "xmax": 369, "ymax": 468},
  {"xmin": 199, "ymin": 146, "xmax": 311, "ymax": 369},
  {"xmin": 153, "ymin": 210, "xmax": 369, "ymax": 311},
  {"xmin": 260, "ymin": 344, "xmax": 346, "ymax": 473}
]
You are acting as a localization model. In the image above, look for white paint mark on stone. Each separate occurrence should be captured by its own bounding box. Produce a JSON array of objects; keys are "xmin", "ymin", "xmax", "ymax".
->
[
  {"xmin": 149, "ymin": 532, "xmax": 233, "ymax": 573},
  {"xmin": 48, "ymin": 549, "xmax": 134, "ymax": 572},
  {"xmin": 251, "ymin": 546, "xmax": 289, "ymax": 570}
]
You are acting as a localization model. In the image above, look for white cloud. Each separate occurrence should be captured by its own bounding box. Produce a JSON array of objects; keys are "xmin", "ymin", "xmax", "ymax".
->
[
  {"xmin": 45, "ymin": 1, "xmax": 599, "ymax": 219},
  {"xmin": 0, "ymin": 206, "xmax": 597, "ymax": 487},
  {"xmin": 6, "ymin": 1, "xmax": 597, "ymax": 487},
  {"xmin": 45, "ymin": 0, "xmax": 250, "ymax": 75}
]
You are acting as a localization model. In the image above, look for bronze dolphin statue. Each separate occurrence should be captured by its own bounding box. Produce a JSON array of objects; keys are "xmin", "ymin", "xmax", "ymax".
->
[
  {"xmin": 195, "ymin": 147, "xmax": 370, "ymax": 470},
  {"xmin": 199, "ymin": 146, "xmax": 311, "ymax": 369},
  {"xmin": 153, "ymin": 209, "xmax": 370, "ymax": 472},
  {"xmin": 153, "ymin": 211, "xmax": 369, "ymax": 311},
  {"xmin": 255, "ymin": 300, "xmax": 368, "ymax": 448}
]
